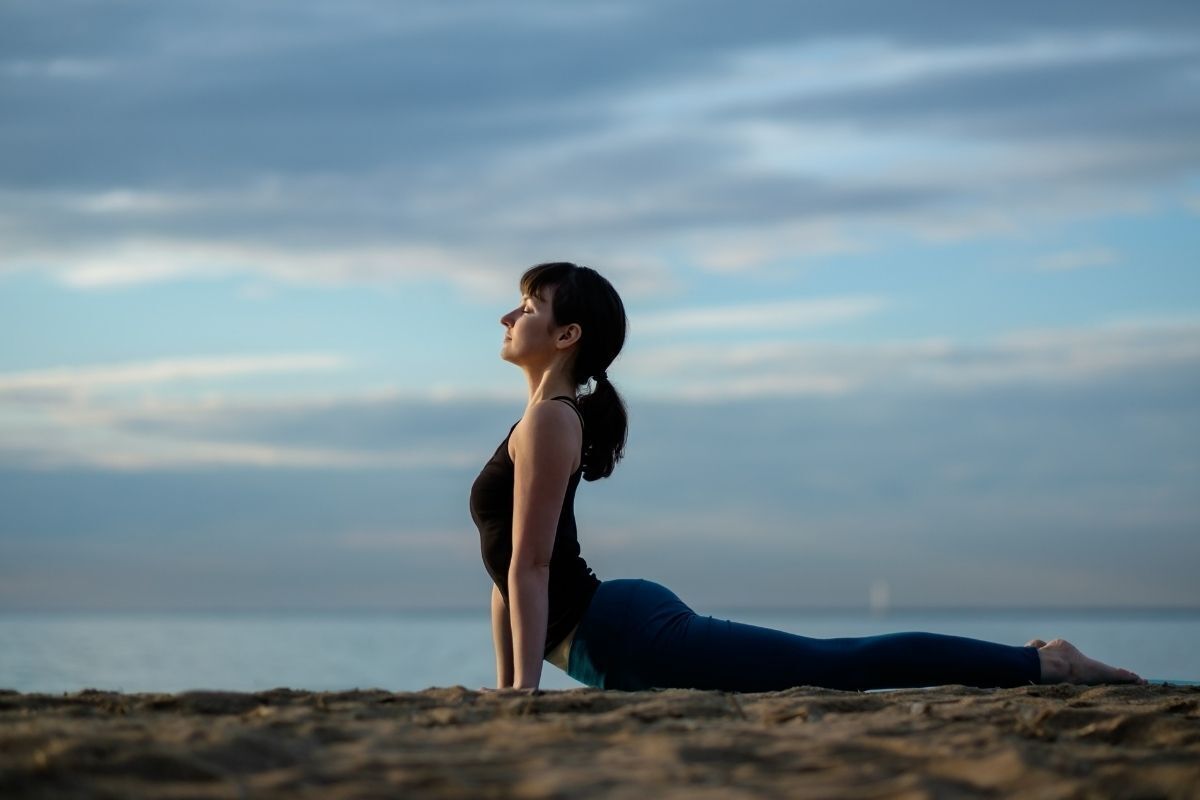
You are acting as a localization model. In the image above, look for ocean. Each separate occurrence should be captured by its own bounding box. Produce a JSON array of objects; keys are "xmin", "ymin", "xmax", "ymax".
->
[{"xmin": 2, "ymin": 609, "xmax": 1196, "ymax": 694}]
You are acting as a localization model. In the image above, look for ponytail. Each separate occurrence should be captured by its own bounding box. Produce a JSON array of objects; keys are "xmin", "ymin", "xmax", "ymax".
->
[{"xmin": 577, "ymin": 373, "xmax": 627, "ymax": 481}]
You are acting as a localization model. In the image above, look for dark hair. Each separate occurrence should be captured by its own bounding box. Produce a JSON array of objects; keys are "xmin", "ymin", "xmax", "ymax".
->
[{"xmin": 520, "ymin": 261, "xmax": 628, "ymax": 481}]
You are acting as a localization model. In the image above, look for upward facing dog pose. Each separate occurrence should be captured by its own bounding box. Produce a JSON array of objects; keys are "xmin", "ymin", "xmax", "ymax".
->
[{"xmin": 470, "ymin": 261, "xmax": 1147, "ymax": 693}]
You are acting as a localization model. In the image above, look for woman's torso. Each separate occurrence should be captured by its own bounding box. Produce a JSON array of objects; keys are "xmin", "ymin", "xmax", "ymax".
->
[{"xmin": 469, "ymin": 395, "xmax": 601, "ymax": 659}]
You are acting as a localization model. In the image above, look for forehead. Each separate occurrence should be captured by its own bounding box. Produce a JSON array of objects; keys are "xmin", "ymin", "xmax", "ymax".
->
[{"xmin": 522, "ymin": 286, "xmax": 552, "ymax": 303}]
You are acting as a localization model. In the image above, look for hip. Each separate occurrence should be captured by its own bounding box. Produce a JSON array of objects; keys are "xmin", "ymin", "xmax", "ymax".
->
[
  {"xmin": 561, "ymin": 578, "xmax": 696, "ymax": 687},
  {"xmin": 545, "ymin": 621, "xmax": 578, "ymax": 671}
]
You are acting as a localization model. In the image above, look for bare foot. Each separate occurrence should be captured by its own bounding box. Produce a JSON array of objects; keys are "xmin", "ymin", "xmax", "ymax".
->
[{"xmin": 1032, "ymin": 638, "xmax": 1146, "ymax": 685}]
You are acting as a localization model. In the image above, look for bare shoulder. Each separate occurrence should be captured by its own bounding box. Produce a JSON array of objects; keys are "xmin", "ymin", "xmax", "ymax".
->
[{"xmin": 509, "ymin": 399, "xmax": 583, "ymax": 471}]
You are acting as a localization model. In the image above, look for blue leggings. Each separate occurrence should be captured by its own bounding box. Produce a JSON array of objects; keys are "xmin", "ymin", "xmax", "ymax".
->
[{"xmin": 566, "ymin": 579, "xmax": 1042, "ymax": 692}]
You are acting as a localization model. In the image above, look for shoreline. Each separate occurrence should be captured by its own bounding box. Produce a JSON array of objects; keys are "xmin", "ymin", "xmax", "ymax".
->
[{"xmin": 3, "ymin": 683, "xmax": 1198, "ymax": 798}]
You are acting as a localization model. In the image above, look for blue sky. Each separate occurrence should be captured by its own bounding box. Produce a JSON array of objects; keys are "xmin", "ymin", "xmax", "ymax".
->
[{"xmin": 1, "ymin": 1, "xmax": 1198, "ymax": 611}]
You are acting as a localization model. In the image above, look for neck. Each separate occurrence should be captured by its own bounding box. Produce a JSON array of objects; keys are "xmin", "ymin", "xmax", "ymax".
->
[{"xmin": 522, "ymin": 365, "xmax": 576, "ymax": 406}]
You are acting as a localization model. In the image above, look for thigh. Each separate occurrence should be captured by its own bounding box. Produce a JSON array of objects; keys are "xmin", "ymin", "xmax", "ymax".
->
[
  {"xmin": 624, "ymin": 609, "xmax": 837, "ymax": 692},
  {"xmin": 610, "ymin": 581, "xmax": 804, "ymax": 692}
]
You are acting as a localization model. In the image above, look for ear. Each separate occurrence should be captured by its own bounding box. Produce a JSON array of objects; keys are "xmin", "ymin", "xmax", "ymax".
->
[{"xmin": 556, "ymin": 322, "xmax": 582, "ymax": 349}]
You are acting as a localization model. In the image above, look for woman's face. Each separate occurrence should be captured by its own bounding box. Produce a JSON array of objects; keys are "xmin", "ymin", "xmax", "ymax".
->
[{"xmin": 499, "ymin": 284, "xmax": 559, "ymax": 365}]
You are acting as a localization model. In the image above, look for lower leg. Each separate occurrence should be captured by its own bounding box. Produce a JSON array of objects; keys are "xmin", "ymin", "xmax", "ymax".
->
[
  {"xmin": 801, "ymin": 630, "xmax": 1043, "ymax": 691},
  {"xmin": 636, "ymin": 622, "xmax": 1145, "ymax": 691},
  {"xmin": 650, "ymin": 616, "xmax": 1044, "ymax": 692}
]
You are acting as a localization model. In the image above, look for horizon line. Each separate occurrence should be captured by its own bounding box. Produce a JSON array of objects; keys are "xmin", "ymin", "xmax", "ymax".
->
[{"xmin": 3, "ymin": 604, "xmax": 1198, "ymax": 616}]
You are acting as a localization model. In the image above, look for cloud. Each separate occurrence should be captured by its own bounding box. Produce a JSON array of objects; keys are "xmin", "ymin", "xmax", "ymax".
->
[
  {"xmin": 636, "ymin": 296, "xmax": 887, "ymax": 334},
  {"xmin": 624, "ymin": 30, "xmax": 1199, "ymax": 123},
  {"xmin": 2, "ymin": 316, "xmax": 1195, "ymax": 471},
  {"xmin": 0, "ymin": 353, "xmax": 349, "ymax": 395},
  {"xmin": 53, "ymin": 241, "xmax": 499, "ymax": 291},
  {"xmin": 0, "ymin": 353, "xmax": 514, "ymax": 471},
  {"xmin": 0, "ymin": 352, "xmax": 368, "ymax": 470},
  {"xmin": 1036, "ymin": 247, "xmax": 1119, "ymax": 271},
  {"xmin": 623, "ymin": 316, "xmax": 1200, "ymax": 399},
  {"xmin": 0, "ymin": 425, "xmax": 480, "ymax": 471},
  {"xmin": 0, "ymin": 57, "xmax": 114, "ymax": 80},
  {"xmin": 2, "ymin": 2, "xmax": 1195, "ymax": 290}
]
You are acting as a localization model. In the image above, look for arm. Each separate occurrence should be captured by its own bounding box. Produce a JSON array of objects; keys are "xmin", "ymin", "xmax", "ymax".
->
[
  {"xmin": 491, "ymin": 583, "xmax": 514, "ymax": 688},
  {"xmin": 508, "ymin": 401, "xmax": 580, "ymax": 690}
]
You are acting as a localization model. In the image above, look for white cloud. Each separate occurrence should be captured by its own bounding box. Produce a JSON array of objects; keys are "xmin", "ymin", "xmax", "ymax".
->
[
  {"xmin": 1, "ymin": 58, "xmax": 114, "ymax": 80},
  {"xmin": 0, "ymin": 350, "xmax": 520, "ymax": 471},
  {"xmin": 679, "ymin": 219, "xmax": 868, "ymax": 272},
  {"xmin": 68, "ymin": 189, "xmax": 204, "ymax": 215},
  {"xmin": 45, "ymin": 239, "xmax": 495, "ymax": 290},
  {"xmin": 0, "ymin": 421, "xmax": 478, "ymax": 471},
  {"xmin": 636, "ymin": 295, "xmax": 887, "ymax": 335},
  {"xmin": 623, "ymin": 317, "xmax": 1200, "ymax": 399},
  {"xmin": 618, "ymin": 31, "xmax": 1200, "ymax": 125},
  {"xmin": 0, "ymin": 353, "xmax": 350, "ymax": 395},
  {"xmin": 671, "ymin": 372, "xmax": 857, "ymax": 400},
  {"xmin": 0, "ymin": 352, "xmax": 445, "ymax": 470},
  {"xmin": 1036, "ymin": 247, "xmax": 1120, "ymax": 271}
]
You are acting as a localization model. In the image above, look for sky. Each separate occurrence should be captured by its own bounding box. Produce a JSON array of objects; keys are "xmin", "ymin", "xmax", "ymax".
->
[{"xmin": 1, "ymin": 0, "xmax": 1198, "ymax": 613}]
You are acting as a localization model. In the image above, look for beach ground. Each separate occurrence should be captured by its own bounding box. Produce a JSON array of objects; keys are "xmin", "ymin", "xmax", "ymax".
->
[{"xmin": 2, "ymin": 683, "xmax": 1198, "ymax": 799}]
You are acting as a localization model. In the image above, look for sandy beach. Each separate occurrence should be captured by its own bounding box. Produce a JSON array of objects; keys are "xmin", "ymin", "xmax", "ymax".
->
[{"xmin": 2, "ymin": 682, "xmax": 1197, "ymax": 799}]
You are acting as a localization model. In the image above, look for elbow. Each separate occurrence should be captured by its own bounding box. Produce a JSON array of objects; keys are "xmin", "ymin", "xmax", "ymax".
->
[
  {"xmin": 509, "ymin": 550, "xmax": 552, "ymax": 574},
  {"xmin": 508, "ymin": 560, "xmax": 550, "ymax": 584},
  {"xmin": 507, "ymin": 563, "xmax": 549, "ymax": 608}
]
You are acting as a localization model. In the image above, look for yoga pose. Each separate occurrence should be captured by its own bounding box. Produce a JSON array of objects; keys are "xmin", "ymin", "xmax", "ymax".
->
[{"xmin": 470, "ymin": 262, "xmax": 1147, "ymax": 693}]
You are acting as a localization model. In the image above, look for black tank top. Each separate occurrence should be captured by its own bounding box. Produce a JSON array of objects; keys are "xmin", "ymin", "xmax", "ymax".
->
[{"xmin": 469, "ymin": 395, "xmax": 601, "ymax": 657}]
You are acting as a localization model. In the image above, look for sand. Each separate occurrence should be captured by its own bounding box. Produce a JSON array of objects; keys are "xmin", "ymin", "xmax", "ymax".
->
[{"xmin": 2, "ymin": 683, "xmax": 1198, "ymax": 799}]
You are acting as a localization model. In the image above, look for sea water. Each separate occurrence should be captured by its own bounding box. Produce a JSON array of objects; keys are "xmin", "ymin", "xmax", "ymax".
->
[{"xmin": 1, "ymin": 609, "xmax": 1196, "ymax": 694}]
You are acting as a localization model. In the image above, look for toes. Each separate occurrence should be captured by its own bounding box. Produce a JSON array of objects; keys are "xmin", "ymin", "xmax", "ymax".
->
[{"xmin": 1119, "ymin": 669, "xmax": 1145, "ymax": 684}]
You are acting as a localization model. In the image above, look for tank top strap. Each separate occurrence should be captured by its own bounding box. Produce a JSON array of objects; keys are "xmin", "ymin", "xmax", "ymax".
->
[{"xmin": 549, "ymin": 395, "xmax": 584, "ymax": 430}]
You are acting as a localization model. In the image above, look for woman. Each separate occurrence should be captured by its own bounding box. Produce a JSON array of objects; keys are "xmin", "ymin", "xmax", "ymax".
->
[{"xmin": 469, "ymin": 261, "xmax": 1147, "ymax": 693}]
